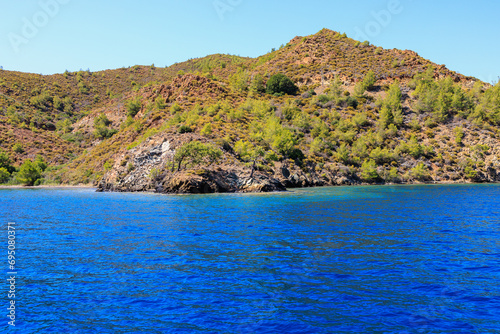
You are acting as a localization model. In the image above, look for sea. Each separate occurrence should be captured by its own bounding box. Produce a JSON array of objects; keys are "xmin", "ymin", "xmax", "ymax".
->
[{"xmin": 1, "ymin": 184, "xmax": 499, "ymax": 333}]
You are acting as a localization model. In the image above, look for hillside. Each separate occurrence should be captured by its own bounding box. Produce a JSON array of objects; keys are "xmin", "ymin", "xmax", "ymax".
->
[{"xmin": 1, "ymin": 29, "xmax": 499, "ymax": 192}]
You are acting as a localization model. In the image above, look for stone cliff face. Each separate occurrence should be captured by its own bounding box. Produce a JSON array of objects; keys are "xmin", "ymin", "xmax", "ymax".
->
[
  {"xmin": 96, "ymin": 134, "xmax": 288, "ymax": 194},
  {"xmin": 96, "ymin": 131, "xmax": 366, "ymax": 194},
  {"xmin": 96, "ymin": 128, "xmax": 500, "ymax": 194}
]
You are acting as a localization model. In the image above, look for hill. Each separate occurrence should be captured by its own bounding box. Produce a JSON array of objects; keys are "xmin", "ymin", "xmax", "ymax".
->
[{"xmin": 1, "ymin": 29, "xmax": 499, "ymax": 191}]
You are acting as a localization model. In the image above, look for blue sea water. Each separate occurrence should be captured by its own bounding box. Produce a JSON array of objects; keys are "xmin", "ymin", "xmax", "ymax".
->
[{"xmin": 1, "ymin": 184, "xmax": 500, "ymax": 333}]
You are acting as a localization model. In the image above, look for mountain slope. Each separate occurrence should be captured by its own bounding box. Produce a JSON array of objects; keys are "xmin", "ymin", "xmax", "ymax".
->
[{"xmin": 1, "ymin": 28, "xmax": 499, "ymax": 191}]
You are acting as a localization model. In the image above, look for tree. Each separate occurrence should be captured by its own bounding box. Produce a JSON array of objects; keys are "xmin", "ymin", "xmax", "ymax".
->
[
  {"xmin": 126, "ymin": 98, "xmax": 142, "ymax": 117},
  {"xmin": 379, "ymin": 105, "xmax": 393, "ymax": 129},
  {"xmin": 385, "ymin": 167, "xmax": 401, "ymax": 183},
  {"xmin": 250, "ymin": 74, "xmax": 266, "ymax": 94},
  {"xmin": 0, "ymin": 168, "xmax": 9, "ymax": 184},
  {"xmin": 360, "ymin": 159, "xmax": 379, "ymax": 181},
  {"xmin": 408, "ymin": 136, "xmax": 423, "ymax": 158},
  {"xmin": 379, "ymin": 81, "xmax": 403, "ymax": 128},
  {"xmin": 229, "ymin": 69, "xmax": 249, "ymax": 92},
  {"xmin": 0, "ymin": 150, "xmax": 14, "ymax": 173},
  {"xmin": 16, "ymin": 159, "xmax": 41, "ymax": 186},
  {"xmin": 12, "ymin": 143, "xmax": 24, "ymax": 154},
  {"xmin": 353, "ymin": 82, "xmax": 366, "ymax": 99},
  {"xmin": 56, "ymin": 119, "xmax": 73, "ymax": 134},
  {"xmin": 272, "ymin": 128, "xmax": 296, "ymax": 157},
  {"xmin": 330, "ymin": 76, "xmax": 344, "ymax": 102},
  {"xmin": 34, "ymin": 155, "xmax": 48, "ymax": 173},
  {"xmin": 234, "ymin": 140, "xmax": 265, "ymax": 177},
  {"xmin": 369, "ymin": 147, "xmax": 394, "ymax": 164},
  {"xmin": 200, "ymin": 123, "xmax": 212, "ymax": 136},
  {"xmin": 454, "ymin": 127, "xmax": 464, "ymax": 145},
  {"xmin": 354, "ymin": 70, "xmax": 377, "ymax": 98},
  {"xmin": 473, "ymin": 81, "xmax": 500, "ymax": 125},
  {"xmin": 94, "ymin": 114, "xmax": 117, "ymax": 139},
  {"xmin": 174, "ymin": 141, "xmax": 222, "ymax": 171},
  {"xmin": 335, "ymin": 144, "xmax": 350, "ymax": 164},
  {"xmin": 266, "ymin": 73, "xmax": 299, "ymax": 96},
  {"xmin": 234, "ymin": 140, "xmax": 254, "ymax": 161},
  {"xmin": 412, "ymin": 67, "xmax": 437, "ymax": 112},
  {"xmin": 409, "ymin": 162, "xmax": 430, "ymax": 181},
  {"xmin": 263, "ymin": 117, "xmax": 297, "ymax": 157},
  {"xmin": 363, "ymin": 70, "xmax": 376, "ymax": 91}
]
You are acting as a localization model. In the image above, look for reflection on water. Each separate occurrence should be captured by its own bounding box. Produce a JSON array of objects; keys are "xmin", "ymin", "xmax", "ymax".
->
[{"xmin": 1, "ymin": 184, "xmax": 499, "ymax": 333}]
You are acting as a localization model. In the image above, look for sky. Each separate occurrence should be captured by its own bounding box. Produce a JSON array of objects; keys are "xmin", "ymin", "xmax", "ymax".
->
[{"xmin": 0, "ymin": 0, "xmax": 498, "ymax": 83}]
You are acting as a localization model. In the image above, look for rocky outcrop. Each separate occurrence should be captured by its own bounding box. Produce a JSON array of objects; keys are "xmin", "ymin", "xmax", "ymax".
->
[
  {"xmin": 157, "ymin": 169, "xmax": 286, "ymax": 194},
  {"xmin": 96, "ymin": 134, "xmax": 287, "ymax": 194},
  {"xmin": 96, "ymin": 125, "xmax": 500, "ymax": 195},
  {"xmin": 98, "ymin": 167, "xmax": 286, "ymax": 194}
]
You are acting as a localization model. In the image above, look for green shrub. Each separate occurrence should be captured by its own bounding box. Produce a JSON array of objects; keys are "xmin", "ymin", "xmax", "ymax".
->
[
  {"xmin": 16, "ymin": 159, "xmax": 42, "ymax": 186},
  {"xmin": 0, "ymin": 150, "xmax": 13, "ymax": 173},
  {"xmin": 352, "ymin": 112, "xmax": 370, "ymax": 128},
  {"xmin": 353, "ymin": 82, "xmax": 366, "ymax": 99},
  {"xmin": 126, "ymin": 98, "xmax": 142, "ymax": 117},
  {"xmin": 155, "ymin": 97, "xmax": 166, "ymax": 110},
  {"xmin": 94, "ymin": 114, "xmax": 117, "ymax": 139},
  {"xmin": 408, "ymin": 136, "xmax": 424, "ymax": 158},
  {"xmin": 230, "ymin": 69, "xmax": 249, "ymax": 92},
  {"xmin": 385, "ymin": 167, "xmax": 400, "ymax": 183},
  {"xmin": 409, "ymin": 162, "xmax": 430, "ymax": 181},
  {"xmin": 53, "ymin": 96, "xmax": 64, "ymax": 111},
  {"xmin": 0, "ymin": 167, "xmax": 10, "ymax": 184},
  {"xmin": 454, "ymin": 127, "xmax": 464, "ymax": 145},
  {"xmin": 369, "ymin": 147, "xmax": 394, "ymax": 164},
  {"xmin": 316, "ymin": 95, "xmax": 331, "ymax": 104},
  {"xmin": 78, "ymin": 82, "xmax": 89, "ymax": 94},
  {"xmin": 178, "ymin": 125, "xmax": 193, "ymax": 134},
  {"xmin": 250, "ymin": 74, "xmax": 266, "ymax": 94},
  {"xmin": 174, "ymin": 141, "xmax": 222, "ymax": 171},
  {"xmin": 149, "ymin": 168, "xmax": 161, "ymax": 180},
  {"xmin": 34, "ymin": 155, "xmax": 47, "ymax": 173},
  {"xmin": 281, "ymin": 102, "xmax": 301, "ymax": 121},
  {"xmin": 234, "ymin": 140, "xmax": 264, "ymax": 162},
  {"xmin": 360, "ymin": 159, "xmax": 379, "ymax": 181},
  {"xmin": 104, "ymin": 160, "xmax": 113, "ymax": 171},
  {"xmin": 95, "ymin": 114, "xmax": 111, "ymax": 127},
  {"xmin": 379, "ymin": 81, "xmax": 403, "ymax": 128},
  {"xmin": 13, "ymin": 143, "xmax": 24, "ymax": 154},
  {"xmin": 200, "ymin": 123, "xmax": 212, "ymax": 136},
  {"xmin": 335, "ymin": 144, "xmax": 350, "ymax": 163},
  {"xmin": 263, "ymin": 118, "xmax": 297, "ymax": 157},
  {"xmin": 56, "ymin": 119, "xmax": 73, "ymax": 134},
  {"xmin": 170, "ymin": 102, "xmax": 182, "ymax": 114},
  {"xmin": 362, "ymin": 70, "xmax": 376, "ymax": 91},
  {"xmin": 29, "ymin": 92, "xmax": 53, "ymax": 110},
  {"xmin": 464, "ymin": 166, "xmax": 477, "ymax": 179},
  {"xmin": 353, "ymin": 70, "xmax": 376, "ymax": 98},
  {"xmin": 266, "ymin": 73, "xmax": 299, "ymax": 96}
]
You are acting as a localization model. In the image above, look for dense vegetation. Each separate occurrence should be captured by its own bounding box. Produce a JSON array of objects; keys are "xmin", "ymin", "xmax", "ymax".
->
[{"xmin": 0, "ymin": 29, "xmax": 498, "ymax": 189}]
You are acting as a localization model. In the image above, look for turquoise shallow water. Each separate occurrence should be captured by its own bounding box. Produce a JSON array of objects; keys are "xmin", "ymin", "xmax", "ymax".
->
[{"xmin": 1, "ymin": 184, "xmax": 500, "ymax": 333}]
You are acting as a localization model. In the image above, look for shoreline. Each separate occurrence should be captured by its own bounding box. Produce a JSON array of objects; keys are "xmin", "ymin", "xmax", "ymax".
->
[
  {"xmin": 0, "ymin": 184, "xmax": 95, "ymax": 190},
  {"xmin": 1, "ymin": 180, "xmax": 498, "ymax": 193},
  {"xmin": 98, "ymin": 179, "xmax": 500, "ymax": 195}
]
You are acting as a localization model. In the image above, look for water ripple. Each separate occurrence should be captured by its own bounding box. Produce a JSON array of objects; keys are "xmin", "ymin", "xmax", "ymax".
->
[{"xmin": 0, "ymin": 184, "xmax": 499, "ymax": 332}]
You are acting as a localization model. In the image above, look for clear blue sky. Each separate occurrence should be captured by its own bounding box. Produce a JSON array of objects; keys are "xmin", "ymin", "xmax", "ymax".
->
[{"xmin": 0, "ymin": 0, "xmax": 498, "ymax": 83}]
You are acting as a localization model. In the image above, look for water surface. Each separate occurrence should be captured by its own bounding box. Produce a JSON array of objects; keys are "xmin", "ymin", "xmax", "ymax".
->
[{"xmin": 1, "ymin": 184, "xmax": 499, "ymax": 333}]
